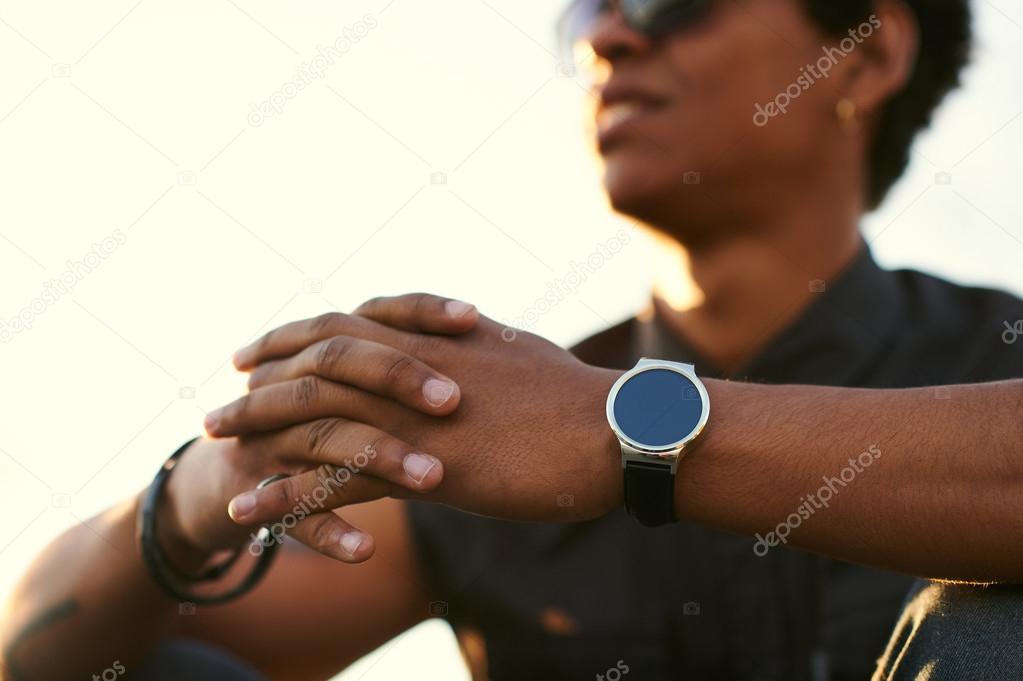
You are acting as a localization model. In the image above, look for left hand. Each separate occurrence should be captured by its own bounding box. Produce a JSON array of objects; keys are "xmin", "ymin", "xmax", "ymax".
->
[{"xmin": 206, "ymin": 294, "xmax": 623, "ymax": 523}]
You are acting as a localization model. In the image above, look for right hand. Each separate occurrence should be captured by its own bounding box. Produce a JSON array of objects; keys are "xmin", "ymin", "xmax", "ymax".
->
[{"xmin": 156, "ymin": 295, "xmax": 480, "ymax": 567}]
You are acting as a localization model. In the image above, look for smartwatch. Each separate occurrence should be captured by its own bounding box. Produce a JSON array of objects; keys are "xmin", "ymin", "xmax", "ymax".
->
[{"xmin": 606, "ymin": 358, "xmax": 710, "ymax": 527}]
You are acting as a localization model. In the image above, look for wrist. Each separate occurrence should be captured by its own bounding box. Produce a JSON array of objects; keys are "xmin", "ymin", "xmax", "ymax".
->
[
  {"xmin": 153, "ymin": 495, "xmax": 214, "ymax": 577},
  {"xmin": 671, "ymin": 376, "xmax": 732, "ymax": 522},
  {"xmin": 138, "ymin": 437, "xmax": 284, "ymax": 604},
  {"xmin": 143, "ymin": 441, "xmax": 218, "ymax": 577},
  {"xmin": 605, "ymin": 359, "xmax": 713, "ymax": 526},
  {"xmin": 583, "ymin": 366, "xmax": 627, "ymax": 513}
]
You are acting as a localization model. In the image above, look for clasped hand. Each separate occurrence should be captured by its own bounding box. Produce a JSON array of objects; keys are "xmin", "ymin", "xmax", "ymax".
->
[{"xmin": 204, "ymin": 294, "xmax": 622, "ymax": 563}]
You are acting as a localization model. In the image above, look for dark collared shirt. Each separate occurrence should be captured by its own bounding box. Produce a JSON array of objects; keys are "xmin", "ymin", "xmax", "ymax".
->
[{"xmin": 407, "ymin": 245, "xmax": 1023, "ymax": 681}]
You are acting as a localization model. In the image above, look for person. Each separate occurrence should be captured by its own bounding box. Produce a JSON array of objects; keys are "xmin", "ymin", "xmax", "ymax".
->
[{"xmin": 4, "ymin": 0, "xmax": 1019, "ymax": 679}]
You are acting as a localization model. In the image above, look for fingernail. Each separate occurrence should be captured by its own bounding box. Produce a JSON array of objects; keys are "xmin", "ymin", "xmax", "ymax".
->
[
  {"xmin": 228, "ymin": 492, "xmax": 257, "ymax": 522},
  {"xmin": 403, "ymin": 452, "xmax": 439, "ymax": 484},
  {"xmin": 340, "ymin": 531, "xmax": 364, "ymax": 557},
  {"xmin": 445, "ymin": 300, "xmax": 475, "ymax": 318},
  {"xmin": 423, "ymin": 378, "xmax": 455, "ymax": 406},
  {"xmin": 204, "ymin": 409, "xmax": 221, "ymax": 433}
]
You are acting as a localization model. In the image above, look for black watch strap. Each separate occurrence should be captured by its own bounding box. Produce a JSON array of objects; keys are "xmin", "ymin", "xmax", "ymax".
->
[{"xmin": 623, "ymin": 459, "xmax": 676, "ymax": 527}]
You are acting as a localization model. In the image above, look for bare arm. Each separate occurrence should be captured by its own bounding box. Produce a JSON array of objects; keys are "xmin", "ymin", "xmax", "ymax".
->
[
  {"xmin": 1, "ymin": 494, "xmax": 169, "ymax": 681},
  {"xmin": 1, "ymin": 298, "xmax": 478, "ymax": 680},
  {"xmin": 211, "ymin": 297, "xmax": 1023, "ymax": 585},
  {"xmin": 179, "ymin": 498, "xmax": 429, "ymax": 681},
  {"xmin": 0, "ymin": 490, "xmax": 425, "ymax": 681},
  {"xmin": 678, "ymin": 378, "xmax": 1023, "ymax": 582}
]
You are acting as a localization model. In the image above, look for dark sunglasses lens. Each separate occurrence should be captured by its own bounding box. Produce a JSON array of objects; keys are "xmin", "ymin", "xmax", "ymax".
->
[
  {"xmin": 621, "ymin": 0, "xmax": 712, "ymax": 36},
  {"xmin": 557, "ymin": 0, "xmax": 711, "ymax": 63}
]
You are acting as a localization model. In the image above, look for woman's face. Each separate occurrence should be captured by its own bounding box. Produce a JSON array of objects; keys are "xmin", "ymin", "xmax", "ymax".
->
[{"xmin": 584, "ymin": 0, "xmax": 858, "ymax": 235}]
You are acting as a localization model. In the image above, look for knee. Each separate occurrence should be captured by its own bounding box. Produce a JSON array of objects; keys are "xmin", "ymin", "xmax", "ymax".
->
[
  {"xmin": 126, "ymin": 640, "xmax": 265, "ymax": 681},
  {"xmin": 874, "ymin": 580, "xmax": 1023, "ymax": 681}
]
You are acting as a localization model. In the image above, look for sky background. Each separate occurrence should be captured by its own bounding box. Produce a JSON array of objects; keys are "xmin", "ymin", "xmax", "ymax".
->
[{"xmin": 0, "ymin": 1, "xmax": 1021, "ymax": 678}]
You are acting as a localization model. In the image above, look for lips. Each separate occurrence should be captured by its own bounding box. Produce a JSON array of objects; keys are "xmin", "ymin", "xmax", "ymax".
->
[{"xmin": 596, "ymin": 84, "xmax": 670, "ymax": 147}]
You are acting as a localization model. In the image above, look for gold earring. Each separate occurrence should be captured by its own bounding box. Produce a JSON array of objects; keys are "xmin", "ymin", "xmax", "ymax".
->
[{"xmin": 835, "ymin": 98, "xmax": 860, "ymax": 134}]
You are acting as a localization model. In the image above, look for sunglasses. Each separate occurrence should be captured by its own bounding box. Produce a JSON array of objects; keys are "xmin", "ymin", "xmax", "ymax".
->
[{"xmin": 557, "ymin": 0, "xmax": 713, "ymax": 61}]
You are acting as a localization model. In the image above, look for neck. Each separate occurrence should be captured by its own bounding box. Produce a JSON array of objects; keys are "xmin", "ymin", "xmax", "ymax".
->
[{"xmin": 649, "ymin": 206, "xmax": 863, "ymax": 374}]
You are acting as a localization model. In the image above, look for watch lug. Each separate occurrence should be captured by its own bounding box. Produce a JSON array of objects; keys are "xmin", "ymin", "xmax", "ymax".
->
[
  {"xmin": 635, "ymin": 358, "xmax": 695, "ymax": 372},
  {"xmin": 620, "ymin": 445, "xmax": 680, "ymax": 474}
]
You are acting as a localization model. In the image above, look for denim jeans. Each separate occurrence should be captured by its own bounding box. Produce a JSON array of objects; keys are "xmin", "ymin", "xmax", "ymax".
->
[
  {"xmin": 872, "ymin": 579, "xmax": 1023, "ymax": 680},
  {"xmin": 131, "ymin": 581, "xmax": 1023, "ymax": 681},
  {"xmin": 127, "ymin": 640, "xmax": 266, "ymax": 681}
]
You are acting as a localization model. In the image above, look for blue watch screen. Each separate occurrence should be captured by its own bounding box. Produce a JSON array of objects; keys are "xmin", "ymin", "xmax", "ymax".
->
[{"xmin": 613, "ymin": 368, "xmax": 703, "ymax": 447}]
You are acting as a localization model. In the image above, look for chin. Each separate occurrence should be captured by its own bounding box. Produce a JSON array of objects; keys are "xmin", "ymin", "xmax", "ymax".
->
[
  {"xmin": 602, "ymin": 157, "xmax": 719, "ymax": 246},
  {"xmin": 603, "ymin": 156, "xmax": 677, "ymax": 222}
]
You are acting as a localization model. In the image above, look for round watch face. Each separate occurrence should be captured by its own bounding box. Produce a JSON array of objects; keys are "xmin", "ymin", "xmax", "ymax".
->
[{"xmin": 611, "ymin": 367, "xmax": 706, "ymax": 449}]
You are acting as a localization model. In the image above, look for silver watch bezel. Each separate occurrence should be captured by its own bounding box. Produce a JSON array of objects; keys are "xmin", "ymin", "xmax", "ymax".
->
[{"xmin": 606, "ymin": 358, "xmax": 710, "ymax": 465}]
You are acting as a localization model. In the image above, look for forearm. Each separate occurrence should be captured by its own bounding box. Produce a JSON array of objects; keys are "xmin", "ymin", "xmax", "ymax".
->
[
  {"xmin": 674, "ymin": 378, "xmax": 1023, "ymax": 582},
  {"xmin": 1, "ymin": 494, "xmax": 189, "ymax": 681},
  {"xmin": 2, "ymin": 492, "xmax": 430, "ymax": 681}
]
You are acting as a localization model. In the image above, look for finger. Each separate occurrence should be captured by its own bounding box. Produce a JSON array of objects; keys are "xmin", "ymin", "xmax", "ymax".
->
[
  {"xmin": 353, "ymin": 293, "xmax": 478, "ymax": 335},
  {"xmin": 230, "ymin": 462, "xmax": 389, "ymax": 527},
  {"xmin": 252, "ymin": 506, "xmax": 376, "ymax": 563},
  {"xmin": 292, "ymin": 512, "xmax": 376, "ymax": 562},
  {"xmin": 233, "ymin": 296, "xmax": 477, "ymax": 371},
  {"xmin": 230, "ymin": 420, "xmax": 443, "ymax": 524},
  {"xmin": 246, "ymin": 336, "xmax": 460, "ymax": 415},
  {"xmin": 233, "ymin": 312, "xmax": 401, "ymax": 371},
  {"xmin": 205, "ymin": 377, "xmax": 397, "ymax": 437},
  {"xmin": 229, "ymin": 455, "xmax": 440, "ymax": 531}
]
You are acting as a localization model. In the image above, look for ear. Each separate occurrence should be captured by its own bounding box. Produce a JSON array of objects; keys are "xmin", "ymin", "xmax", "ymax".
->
[{"xmin": 839, "ymin": 0, "xmax": 919, "ymax": 115}]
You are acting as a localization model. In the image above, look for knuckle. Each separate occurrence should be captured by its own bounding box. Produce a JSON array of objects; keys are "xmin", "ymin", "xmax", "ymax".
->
[
  {"xmin": 274, "ymin": 477, "xmax": 296, "ymax": 510},
  {"xmin": 311, "ymin": 312, "xmax": 346, "ymax": 336},
  {"xmin": 314, "ymin": 463, "xmax": 346, "ymax": 497},
  {"xmin": 313, "ymin": 336, "xmax": 349, "ymax": 375},
  {"xmin": 363, "ymin": 432, "xmax": 390, "ymax": 462},
  {"xmin": 411, "ymin": 292, "xmax": 435, "ymax": 318},
  {"xmin": 305, "ymin": 419, "xmax": 342, "ymax": 459},
  {"xmin": 292, "ymin": 376, "xmax": 320, "ymax": 411},
  {"xmin": 383, "ymin": 354, "xmax": 417, "ymax": 386},
  {"xmin": 306, "ymin": 514, "xmax": 339, "ymax": 553},
  {"xmin": 355, "ymin": 296, "xmax": 385, "ymax": 316},
  {"xmin": 405, "ymin": 332, "xmax": 440, "ymax": 361}
]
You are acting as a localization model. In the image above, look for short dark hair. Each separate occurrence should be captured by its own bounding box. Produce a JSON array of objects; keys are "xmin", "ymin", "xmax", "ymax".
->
[{"xmin": 802, "ymin": 0, "xmax": 972, "ymax": 209}]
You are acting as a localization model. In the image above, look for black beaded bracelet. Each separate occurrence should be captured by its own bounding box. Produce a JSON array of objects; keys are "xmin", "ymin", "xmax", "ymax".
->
[{"xmin": 138, "ymin": 437, "xmax": 282, "ymax": 605}]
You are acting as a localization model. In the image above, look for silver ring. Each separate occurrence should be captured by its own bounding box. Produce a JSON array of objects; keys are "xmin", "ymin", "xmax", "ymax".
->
[
  {"xmin": 256, "ymin": 473, "xmax": 290, "ymax": 490},
  {"xmin": 253, "ymin": 473, "xmax": 291, "ymax": 545}
]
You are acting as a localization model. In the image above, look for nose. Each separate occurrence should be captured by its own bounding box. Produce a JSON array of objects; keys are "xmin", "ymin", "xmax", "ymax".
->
[{"xmin": 589, "ymin": 5, "xmax": 655, "ymax": 64}]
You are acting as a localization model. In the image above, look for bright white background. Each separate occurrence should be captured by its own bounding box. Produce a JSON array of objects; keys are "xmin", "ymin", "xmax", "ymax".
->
[{"xmin": 0, "ymin": 1, "xmax": 1020, "ymax": 678}]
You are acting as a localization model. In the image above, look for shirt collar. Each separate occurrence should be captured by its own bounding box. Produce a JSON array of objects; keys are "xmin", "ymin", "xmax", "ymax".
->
[{"xmin": 631, "ymin": 242, "xmax": 905, "ymax": 387}]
